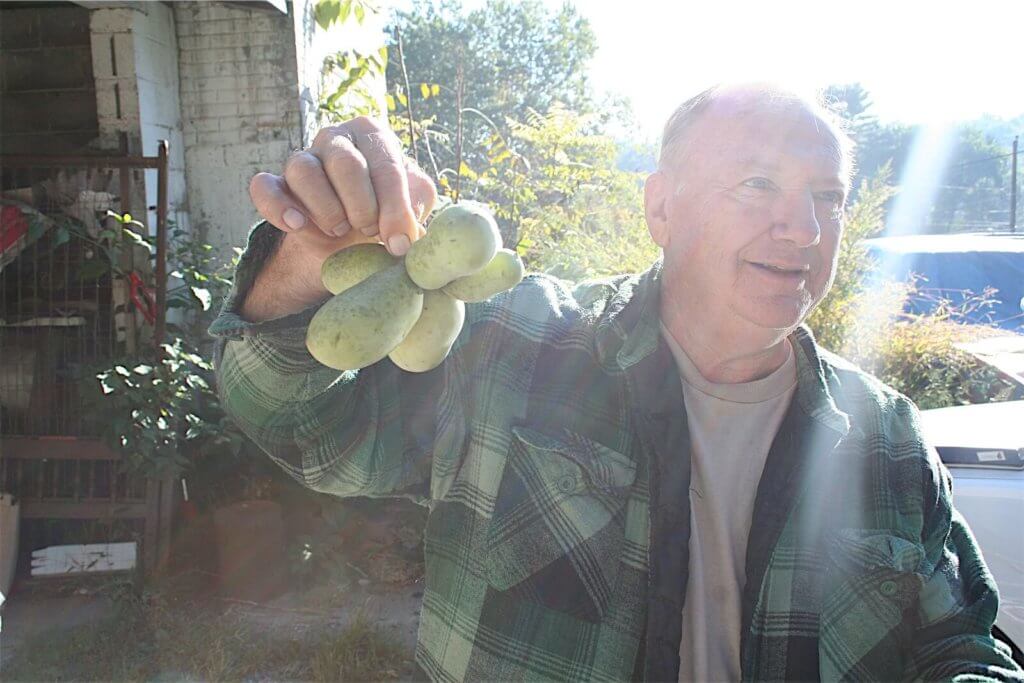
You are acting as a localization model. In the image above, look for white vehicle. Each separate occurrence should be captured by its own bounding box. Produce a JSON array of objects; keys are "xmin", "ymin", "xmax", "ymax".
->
[{"xmin": 919, "ymin": 399, "xmax": 1024, "ymax": 664}]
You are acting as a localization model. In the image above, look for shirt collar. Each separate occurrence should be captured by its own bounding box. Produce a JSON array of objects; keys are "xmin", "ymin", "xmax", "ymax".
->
[{"xmin": 597, "ymin": 259, "xmax": 850, "ymax": 439}]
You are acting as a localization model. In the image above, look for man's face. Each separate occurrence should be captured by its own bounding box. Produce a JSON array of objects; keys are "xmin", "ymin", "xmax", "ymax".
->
[{"xmin": 646, "ymin": 101, "xmax": 848, "ymax": 336}]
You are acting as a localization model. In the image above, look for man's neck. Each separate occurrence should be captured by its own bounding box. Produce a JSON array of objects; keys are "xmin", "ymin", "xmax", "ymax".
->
[{"xmin": 658, "ymin": 296, "xmax": 791, "ymax": 385}]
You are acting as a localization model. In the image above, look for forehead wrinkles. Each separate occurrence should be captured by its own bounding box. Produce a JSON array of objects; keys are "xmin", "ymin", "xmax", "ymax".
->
[{"xmin": 682, "ymin": 107, "xmax": 847, "ymax": 185}]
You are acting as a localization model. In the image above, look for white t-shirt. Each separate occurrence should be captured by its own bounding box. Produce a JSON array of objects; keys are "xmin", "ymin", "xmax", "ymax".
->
[{"xmin": 660, "ymin": 325, "xmax": 798, "ymax": 683}]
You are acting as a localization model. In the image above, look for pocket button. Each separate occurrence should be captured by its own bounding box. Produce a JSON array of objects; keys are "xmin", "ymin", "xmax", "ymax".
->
[{"xmin": 557, "ymin": 474, "xmax": 577, "ymax": 493}]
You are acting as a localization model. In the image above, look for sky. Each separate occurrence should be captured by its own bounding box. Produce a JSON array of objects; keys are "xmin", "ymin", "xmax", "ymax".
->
[
  {"xmin": 579, "ymin": 0, "xmax": 1024, "ymax": 140},
  {"xmin": 386, "ymin": 0, "xmax": 1024, "ymax": 140}
]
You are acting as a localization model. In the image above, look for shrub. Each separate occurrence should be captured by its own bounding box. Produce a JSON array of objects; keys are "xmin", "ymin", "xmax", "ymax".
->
[{"xmin": 809, "ymin": 168, "xmax": 1019, "ymax": 408}]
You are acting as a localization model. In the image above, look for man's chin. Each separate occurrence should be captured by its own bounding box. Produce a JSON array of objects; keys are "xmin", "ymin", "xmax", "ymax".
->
[{"xmin": 738, "ymin": 297, "xmax": 811, "ymax": 335}]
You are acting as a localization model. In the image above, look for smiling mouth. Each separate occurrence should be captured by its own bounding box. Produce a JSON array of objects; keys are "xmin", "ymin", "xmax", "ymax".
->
[{"xmin": 750, "ymin": 262, "xmax": 810, "ymax": 275}]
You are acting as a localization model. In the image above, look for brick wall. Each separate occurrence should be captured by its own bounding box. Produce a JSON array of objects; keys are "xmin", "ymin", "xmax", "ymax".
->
[
  {"xmin": 174, "ymin": 2, "xmax": 302, "ymax": 249},
  {"xmin": 0, "ymin": 4, "xmax": 99, "ymax": 156}
]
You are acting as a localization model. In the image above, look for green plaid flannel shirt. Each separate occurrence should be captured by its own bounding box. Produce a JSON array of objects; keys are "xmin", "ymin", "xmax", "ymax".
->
[{"xmin": 211, "ymin": 223, "xmax": 1023, "ymax": 682}]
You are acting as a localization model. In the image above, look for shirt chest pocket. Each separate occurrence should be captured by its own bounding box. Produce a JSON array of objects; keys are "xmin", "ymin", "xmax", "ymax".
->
[
  {"xmin": 819, "ymin": 530, "xmax": 927, "ymax": 679},
  {"xmin": 483, "ymin": 425, "xmax": 637, "ymax": 622}
]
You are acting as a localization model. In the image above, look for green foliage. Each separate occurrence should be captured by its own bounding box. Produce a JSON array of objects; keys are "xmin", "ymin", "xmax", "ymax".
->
[
  {"xmin": 314, "ymin": 0, "xmax": 378, "ymax": 29},
  {"xmin": 314, "ymin": 0, "xmax": 388, "ymax": 121},
  {"xmin": 319, "ymin": 46, "xmax": 388, "ymax": 121},
  {"xmin": 386, "ymin": 0, "xmax": 601, "ymax": 175},
  {"xmin": 89, "ymin": 339, "xmax": 243, "ymax": 478},
  {"xmin": 808, "ymin": 169, "xmax": 1018, "ymax": 408},
  {"xmin": 82, "ymin": 218, "xmax": 245, "ymax": 479},
  {"xmin": 807, "ymin": 166, "xmax": 897, "ymax": 351},
  {"xmin": 454, "ymin": 105, "xmax": 657, "ymax": 279}
]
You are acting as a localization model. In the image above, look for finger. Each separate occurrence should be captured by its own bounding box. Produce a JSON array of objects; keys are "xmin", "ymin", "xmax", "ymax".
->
[
  {"xmin": 317, "ymin": 132, "xmax": 380, "ymax": 238},
  {"xmin": 347, "ymin": 118, "xmax": 418, "ymax": 257},
  {"xmin": 249, "ymin": 172, "xmax": 310, "ymax": 233},
  {"xmin": 406, "ymin": 159, "xmax": 438, "ymax": 223},
  {"xmin": 282, "ymin": 151, "xmax": 352, "ymax": 237}
]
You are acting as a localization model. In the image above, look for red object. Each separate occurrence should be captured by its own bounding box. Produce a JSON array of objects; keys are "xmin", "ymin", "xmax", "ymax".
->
[
  {"xmin": 129, "ymin": 271, "xmax": 157, "ymax": 325},
  {"xmin": 0, "ymin": 205, "xmax": 30, "ymax": 253}
]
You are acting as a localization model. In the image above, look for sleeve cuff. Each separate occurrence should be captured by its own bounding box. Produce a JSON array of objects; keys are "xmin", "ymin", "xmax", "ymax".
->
[{"xmin": 206, "ymin": 220, "xmax": 322, "ymax": 348}]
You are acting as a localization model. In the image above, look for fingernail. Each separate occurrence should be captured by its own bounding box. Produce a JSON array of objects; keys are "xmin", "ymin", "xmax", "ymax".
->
[
  {"xmin": 387, "ymin": 234, "xmax": 410, "ymax": 257},
  {"xmin": 360, "ymin": 225, "xmax": 379, "ymax": 236},
  {"xmin": 283, "ymin": 208, "xmax": 306, "ymax": 230},
  {"xmin": 332, "ymin": 222, "xmax": 350, "ymax": 237}
]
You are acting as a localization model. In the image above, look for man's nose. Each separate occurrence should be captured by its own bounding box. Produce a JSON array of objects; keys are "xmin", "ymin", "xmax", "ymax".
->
[{"xmin": 770, "ymin": 190, "xmax": 821, "ymax": 248}]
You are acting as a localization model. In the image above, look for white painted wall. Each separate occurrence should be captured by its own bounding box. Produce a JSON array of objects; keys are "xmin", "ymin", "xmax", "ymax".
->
[
  {"xmin": 132, "ymin": 2, "xmax": 188, "ymax": 235},
  {"xmin": 84, "ymin": 1, "xmax": 387, "ymax": 255},
  {"xmin": 174, "ymin": 2, "xmax": 302, "ymax": 251},
  {"xmin": 88, "ymin": 2, "xmax": 187, "ymax": 237}
]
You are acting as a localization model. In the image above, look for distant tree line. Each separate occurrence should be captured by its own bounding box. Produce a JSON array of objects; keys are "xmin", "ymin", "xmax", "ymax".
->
[{"xmin": 825, "ymin": 84, "xmax": 1022, "ymax": 234}]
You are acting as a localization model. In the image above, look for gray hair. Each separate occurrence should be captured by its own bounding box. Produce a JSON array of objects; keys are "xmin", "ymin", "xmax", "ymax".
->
[{"xmin": 658, "ymin": 83, "xmax": 857, "ymax": 186}]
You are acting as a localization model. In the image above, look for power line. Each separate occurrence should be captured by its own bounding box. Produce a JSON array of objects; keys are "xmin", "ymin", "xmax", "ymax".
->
[{"xmin": 948, "ymin": 148, "xmax": 1023, "ymax": 169}]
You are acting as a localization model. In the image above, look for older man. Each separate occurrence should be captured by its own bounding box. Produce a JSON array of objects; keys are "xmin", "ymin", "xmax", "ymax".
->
[{"xmin": 211, "ymin": 84, "xmax": 1023, "ymax": 681}]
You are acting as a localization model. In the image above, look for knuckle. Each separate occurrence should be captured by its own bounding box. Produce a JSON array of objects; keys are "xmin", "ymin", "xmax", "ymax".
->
[
  {"xmin": 367, "ymin": 155, "xmax": 404, "ymax": 182},
  {"xmin": 283, "ymin": 152, "xmax": 322, "ymax": 184},
  {"xmin": 321, "ymin": 147, "xmax": 366, "ymax": 178},
  {"xmin": 345, "ymin": 205, "xmax": 379, "ymax": 231},
  {"xmin": 350, "ymin": 115, "xmax": 378, "ymax": 131},
  {"xmin": 315, "ymin": 124, "xmax": 354, "ymax": 148},
  {"xmin": 318, "ymin": 208, "xmax": 349, "ymax": 230}
]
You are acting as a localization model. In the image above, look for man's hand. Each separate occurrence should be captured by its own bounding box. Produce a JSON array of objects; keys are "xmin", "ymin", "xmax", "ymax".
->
[{"xmin": 241, "ymin": 117, "xmax": 437, "ymax": 322}]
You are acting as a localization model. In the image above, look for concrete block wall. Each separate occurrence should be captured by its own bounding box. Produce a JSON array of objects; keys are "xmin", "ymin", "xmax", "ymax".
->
[
  {"xmin": 174, "ymin": 2, "xmax": 303, "ymax": 250},
  {"xmin": 88, "ymin": 2, "xmax": 188, "ymax": 234},
  {"xmin": 0, "ymin": 4, "xmax": 99, "ymax": 156}
]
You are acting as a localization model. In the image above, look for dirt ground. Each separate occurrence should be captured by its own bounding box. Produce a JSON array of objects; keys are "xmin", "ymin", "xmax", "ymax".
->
[{"xmin": 0, "ymin": 496, "xmax": 428, "ymax": 680}]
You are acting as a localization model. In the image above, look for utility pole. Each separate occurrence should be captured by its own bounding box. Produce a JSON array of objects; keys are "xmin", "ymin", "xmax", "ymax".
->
[{"xmin": 1012, "ymin": 135, "xmax": 1018, "ymax": 233}]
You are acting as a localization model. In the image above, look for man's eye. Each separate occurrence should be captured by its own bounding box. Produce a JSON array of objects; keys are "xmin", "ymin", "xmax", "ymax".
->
[{"xmin": 741, "ymin": 177, "xmax": 775, "ymax": 191}]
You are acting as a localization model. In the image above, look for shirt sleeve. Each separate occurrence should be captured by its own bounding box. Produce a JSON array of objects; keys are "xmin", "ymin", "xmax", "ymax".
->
[
  {"xmin": 907, "ymin": 444, "xmax": 1024, "ymax": 681},
  {"xmin": 208, "ymin": 221, "xmax": 442, "ymax": 503}
]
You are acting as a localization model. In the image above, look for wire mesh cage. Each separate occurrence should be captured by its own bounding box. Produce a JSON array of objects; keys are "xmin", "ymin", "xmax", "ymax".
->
[
  {"xmin": 0, "ymin": 151, "xmax": 172, "ymax": 434},
  {"xmin": 0, "ymin": 145, "xmax": 173, "ymax": 573}
]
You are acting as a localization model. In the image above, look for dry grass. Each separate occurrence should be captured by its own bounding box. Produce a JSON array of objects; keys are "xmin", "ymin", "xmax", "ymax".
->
[{"xmin": 1, "ymin": 574, "xmax": 412, "ymax": 682}]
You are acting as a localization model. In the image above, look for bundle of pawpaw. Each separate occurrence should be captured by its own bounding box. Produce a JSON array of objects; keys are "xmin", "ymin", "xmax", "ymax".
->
[{"xmin": 306, "ymin": 201, "xmax": 525, "ymax": 373}]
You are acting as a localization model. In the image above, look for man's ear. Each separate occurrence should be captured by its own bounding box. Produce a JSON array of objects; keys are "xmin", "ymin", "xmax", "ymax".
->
[{"xmin": 644, "ymin": 171, "xmax": 671, "ymax": 248}]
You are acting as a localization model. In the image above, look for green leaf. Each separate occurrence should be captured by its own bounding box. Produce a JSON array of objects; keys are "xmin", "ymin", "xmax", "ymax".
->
[
  {"xmin": 122, "ymin": 228, "xmax": 154, "ymax": 253},
  {"xmin": 354, "ymin": 2, "xmax": 365, "ymax": 23},
  {"xmin": 314, "ymin": 0, "xmax": 340, "ymax": 29},
  {"xmin": 77, "ymin": 258, "xmax": 110, "ymax": 282},
  {"xmin": 397, "ymin": 92, "xmax": 408, "ymax": 107},
  {"xmin": 339, "ymin": 0, "xmax": 353, "ymax": 23},
  {"xmin": 52, "ymin": 226, "xmax": 70, "ymax": 247},
  {"xmin": 420, "ymin": 83, "xmax": 430, "ymax": 99},
  {"xmin": 431, "ymin": 84, "xmax": 440, "ymax": 97},
  {"xmin": 385, "ymin": 94, "xmax": 396, "ymax": 111},
  {"xmin": 27, "ymin": 217, "xmax": 48, "ymax": 242}
]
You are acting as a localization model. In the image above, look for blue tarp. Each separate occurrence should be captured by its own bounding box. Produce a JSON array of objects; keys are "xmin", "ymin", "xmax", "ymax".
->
[{"xmin": 863, "ymin": 233, "xmax": 1024, "ymax": 332}]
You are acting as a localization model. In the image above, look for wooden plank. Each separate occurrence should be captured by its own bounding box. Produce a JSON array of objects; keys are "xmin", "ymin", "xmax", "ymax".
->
[
  {"xmin": 2, "ymin": 437, "xmax": 121, "ymax": 461},
  {"xmin": 157, "ymin": 476, "xmax": 175, "ymax": 569},
  {"xmin": 0, "ymin": 154, "xmax": 161, "ymax": 169},
  {"xmin": 20, "ymin": 500, "xmax": 148, "ymax": 520},
  {"xmin": 143, "ymin": 477, "xmax": 159, "ymax": 570}
]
